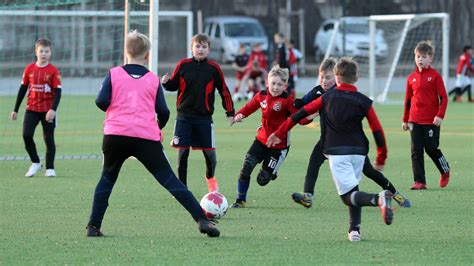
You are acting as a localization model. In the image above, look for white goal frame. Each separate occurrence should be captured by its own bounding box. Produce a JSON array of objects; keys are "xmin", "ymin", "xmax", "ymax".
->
[
  {"xmin": 0, "ymin": 8, "xmax": 193, "ymax": 75},
  {"xmin": 368, "ymin": 13, "xmax": 449, "ymax": 103}
]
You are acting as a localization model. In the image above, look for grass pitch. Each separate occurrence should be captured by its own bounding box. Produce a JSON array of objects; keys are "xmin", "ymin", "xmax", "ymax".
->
[{"xmin": 1, "ymin": 95, "xmax": 473, "ymax": 264}]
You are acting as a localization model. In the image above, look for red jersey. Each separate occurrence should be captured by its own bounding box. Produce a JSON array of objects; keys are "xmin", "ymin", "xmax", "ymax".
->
[
  {"xmin": 236, "ymin": 90, "xmax": 308, "ymax": 149},
  {"xmin": 455, "ymin": 52, "xmax": 474, "ymax": 76},
  {"xmin": 403, "ymin": 66, "xmax": 448, "ymax": 124},
  {"xmin": 247, "ymin": 51, "xmax": 268, "ymax": 70},
  {"xmin": 21, "ymin": 63, "xmax": 62, "ymax": 112}
]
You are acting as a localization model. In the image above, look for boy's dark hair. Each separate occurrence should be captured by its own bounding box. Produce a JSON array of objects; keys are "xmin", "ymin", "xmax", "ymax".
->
[
  {"xmin": 414, "ymin": 41, "xmax": 434, "ymax": 56},
  {"xmin": 35, "ymin": 38, "xmax": 52, "ymax": 50},
  {"xmin": 191, "ymin": 33, "xmax": 210, "ymax": 47},
  {"xmin": 463, "ymin": 45, "xmax": 472, "ymax": 52},
  {"xmin": 274, "ymin": 32, "xmax": 285, "ymax": 38},
  {"xmin": 319, "ymin": 57, "xmax": 337, "ymax": 73},
  {"xmin": 334, "ymin": 57, "xmax": 358, "ymax": 84}
]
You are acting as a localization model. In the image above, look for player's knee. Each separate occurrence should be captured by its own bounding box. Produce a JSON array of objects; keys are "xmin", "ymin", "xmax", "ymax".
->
[
  {"xmin": 178, "ymin": 148, "xmax": 190, "ymax": 158},
  {"xmin": 240, "ymin": 154, "xmax": 258, "ymax": 178},
  {"xmin": 340, "ymin": 193, "xmax": 352, "ymax": 206},
  {"xmin": 256, "ymin": 169, "xmax": 272, "ymax": 186}
]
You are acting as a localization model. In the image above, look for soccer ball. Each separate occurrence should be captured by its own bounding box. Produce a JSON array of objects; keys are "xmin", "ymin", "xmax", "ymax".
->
[{"xmin": 200, "ymin": 191, "xmax": 228, "ymax": 219}]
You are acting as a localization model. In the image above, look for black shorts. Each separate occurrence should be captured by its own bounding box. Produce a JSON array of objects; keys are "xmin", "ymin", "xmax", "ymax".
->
[
  {"xmin": 247, "ymin": 139, "xmax": 289, "ymax": 175},
  {"xmin": 171, "ymin": 116, "xmax": 214, "ymax": 150}
]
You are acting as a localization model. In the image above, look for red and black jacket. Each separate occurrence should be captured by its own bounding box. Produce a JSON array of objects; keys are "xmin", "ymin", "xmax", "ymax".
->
[{"xmin": 163, "ymin": 57, "xmax": 234, "ymax": 119}]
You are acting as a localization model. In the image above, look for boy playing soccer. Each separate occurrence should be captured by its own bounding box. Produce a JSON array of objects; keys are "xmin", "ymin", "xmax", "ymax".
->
[
  {"xmin": 403, "ymin": 41, "xmax": 450, "ymax": 190},
  {"xmin": 230, "ymin": 65, "xmax": 312, "ymax": 208},
  {"xmin": 448, "ymin": 45, "xmax": 473, "ymax": 102},
  {"xmin": 292, "ymin": 58, "xmax": 411, "ymax": 208},
  {"xmin": 11, "ymin": 38, "xmax": 62, "ymax": 177},
  {"xmin": 161, "ymin": 33, "xmax": 235, "ymax": 192},
  {"xmin": 86, "ymin": 31, "xmax": 219, "ymax": 238},
  {"xmin": 268, "ymin": 58, "xmax": 394, "ymax": 242}
]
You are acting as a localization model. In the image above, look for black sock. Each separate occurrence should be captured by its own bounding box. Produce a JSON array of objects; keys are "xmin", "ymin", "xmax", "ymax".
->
[
  {"xmin": 350, "ymin": 191, "xmax": 378, "ymax": 207},
  {"xmin": 348, "ymin": 205, "xmax": 361, "ymax": 233}
]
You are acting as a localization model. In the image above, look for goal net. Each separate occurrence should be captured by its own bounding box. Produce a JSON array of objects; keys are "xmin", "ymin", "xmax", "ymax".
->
[
  {"xmin": 322, "ymin": 13, "xmax": 449, "ymax": 103},
  {"xmin": 0, "ymin": 0, "xmax": 192, "ymax": 160}
]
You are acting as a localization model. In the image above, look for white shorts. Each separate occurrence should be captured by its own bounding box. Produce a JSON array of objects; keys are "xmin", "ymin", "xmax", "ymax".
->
[
  {"xmin": 455, "ymin": 75, "xmax": 471, "ymax": 88},
  {"xmin": 327, "ymin": 154, "xmax": 365, "ymax": 195}
]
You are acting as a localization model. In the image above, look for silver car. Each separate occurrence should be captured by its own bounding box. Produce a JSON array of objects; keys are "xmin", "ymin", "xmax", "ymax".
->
[{"xmin": 204, "ymin": 16, "xmax": 268, "ymax": 63}]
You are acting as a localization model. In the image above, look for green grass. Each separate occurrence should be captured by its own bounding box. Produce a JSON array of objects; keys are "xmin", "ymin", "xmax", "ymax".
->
[{"xmin": 1, "ymin": 95, "xmax": 473, "ymax": 264}]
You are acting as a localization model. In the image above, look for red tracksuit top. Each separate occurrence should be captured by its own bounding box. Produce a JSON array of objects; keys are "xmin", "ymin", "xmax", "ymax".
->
[
  {"xmin": 236, "ymin": 90, "xmax": 309, "ymax": 149},
  {"xmin": 456, "ymin": 52, "xmax": 474, "ymax": 76},
  {"xmin": 403, "ymin": 66, "xmax": 448, "ymax": 125}
]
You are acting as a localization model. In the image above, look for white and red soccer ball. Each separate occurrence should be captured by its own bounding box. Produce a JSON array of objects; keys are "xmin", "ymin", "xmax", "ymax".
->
[{"xmin": 200, "ymin": 191, "xmax": 228, "ymax": 219}]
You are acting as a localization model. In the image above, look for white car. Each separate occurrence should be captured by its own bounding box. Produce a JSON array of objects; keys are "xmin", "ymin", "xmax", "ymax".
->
[
  {"xmin": 314, "ymin": 17, "xmax": 388, "ymax": 61},
  {"xmin": 204, "ymin": 16, "xmax": 268, "ymax": 63}
]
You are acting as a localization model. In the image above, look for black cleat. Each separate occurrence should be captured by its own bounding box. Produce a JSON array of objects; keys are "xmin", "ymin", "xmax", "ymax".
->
[
  {"xmin": 291, "ymin": 192, "xmax": 313, "ymax": 208},
  {"xmin": 86, "ymin": 224, "xmax": 104, "ymax": 237},
  {"xmin": 198, "ymin": 219, "xmax": 220, "ymax": 237}
]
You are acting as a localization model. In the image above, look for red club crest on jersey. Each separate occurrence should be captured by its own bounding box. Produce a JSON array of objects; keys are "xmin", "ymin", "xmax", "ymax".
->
[
  {"xmin": 273, "ymin": 101, "xmax": 282, "ymax": 111},
  {"xmin": 45, "ymin": 75, "xmax": 51, "ymax": 82}
]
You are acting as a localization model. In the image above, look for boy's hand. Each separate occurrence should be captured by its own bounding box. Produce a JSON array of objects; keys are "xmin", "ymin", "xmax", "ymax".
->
[
  {"xmin": 373, "ymin": 161, "xmax": 384, "ymax": 171},
  {"xmin": 402, "ymin": 122, "xmax": 413, "ymax": 131},
  {"xmin": 11, "ymin": 111, "xmax": 18, "ymax": 121},
  {"xmin": 231, "ymin": 113, "xmax": 245, "ymax": 125},
  {"xmin": 266, "ymin": 133, "xmax": 281, "ymax": 147},
  {"xmin": 227, "ymin": 116, "xmax": 235, "ymax": 125},
  {"xmin": 161, "ymin": 73, "xmax": 170, "ymax": 84},
  {"xmin": 433, "ymin": 116, "xmax": 443, "ymax": 127},
  {"xmin": 46, "ymin": 109, "xmax": 56, "ymax": 123}
]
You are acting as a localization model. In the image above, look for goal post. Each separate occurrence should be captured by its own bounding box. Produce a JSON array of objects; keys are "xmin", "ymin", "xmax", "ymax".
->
[
  {"xmin": 321, "ymin": 13, "xmax": 449, "ymax": 103},
  {"xmin": 369, "ymin": 13, "xmax": 449, "ymax": 103}
]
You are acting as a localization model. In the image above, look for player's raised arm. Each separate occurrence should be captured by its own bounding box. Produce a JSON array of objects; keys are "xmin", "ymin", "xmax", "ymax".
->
[{"xmin": 366, "ymin": 106, "xmax": 387, "ymax": 170}]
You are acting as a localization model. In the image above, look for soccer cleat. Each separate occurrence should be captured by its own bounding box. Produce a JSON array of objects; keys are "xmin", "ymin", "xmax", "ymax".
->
[
  {"xmin": 440, "ymin": 171, "xmax": 450, "ymax": 188},
  {"xmin": 347, "ymin": 231, "xmax": 361, "ymax": 242},
  {"xmin": 393, "ymin": 191, "xmax": 411, "ymax": 208},
  {"xmin": 377, "ymin": 190, "xmax": 394, "ymax": 225},
  {"xmin": 45, "ymin": 169, "xmax": 56, "ymax": 177},
  {"xmin": 206, "ymin": 177, "xmax": 219, "ymax": 192},
  {"xmin": 410, "ymin": 182, "xmax": 427, "ymax": 190},
  {"xmin": 86, "ymin": 224, "xmax": 104, "ymax": 237},
  {"xmin": 230, "ymin": 200, "xmax": 246, "ymax": 208},
  {"xmin": 25, "ymin": 163, "xmax": 42, "ymax": 177},
  {"xmin": 198, "ymin": 218, "xmax": 220, "ymax": 237},
  {"xmin": 454, "ymin": 96, "xmax": 463, "ymax": 102},
  {"xmin": 291, "ymin": 192, "xmax": 313, "ymax": 208}
]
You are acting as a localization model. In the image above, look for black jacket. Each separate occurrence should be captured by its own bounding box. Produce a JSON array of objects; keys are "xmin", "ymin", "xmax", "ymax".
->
[{"xmin": 163, "ymin": 57, "xmax": 234, "ymax": 119}]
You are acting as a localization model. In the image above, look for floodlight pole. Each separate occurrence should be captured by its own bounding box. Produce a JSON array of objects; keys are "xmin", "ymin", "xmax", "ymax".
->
[{"xmin": 149, "ymin": 0, "xmax": 159, "ymax": 74}]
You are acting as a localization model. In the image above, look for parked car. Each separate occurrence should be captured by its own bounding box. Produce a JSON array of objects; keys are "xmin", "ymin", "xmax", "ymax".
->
[
  {"xmin": 204, "ymin": 16, "xmax": 268, "ymax": 63},
  {"xmin": 313, "ymin": 17, "xmax": 388, "ymax": 61}
]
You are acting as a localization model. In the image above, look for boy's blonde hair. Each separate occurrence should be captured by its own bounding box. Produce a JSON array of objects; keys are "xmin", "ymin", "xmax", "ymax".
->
[
  {"xmin": 319, "ymin": 57, "xmax": 336, "ymax": 73},
  {"xmin": 191, "ymin": 33, "xmax": 211, "ymax": 47},
  {"xmin": 35, "ymin": 38, "xmax": 52, "ymax": 50},
  {"xmin": 268, "ymin": 65, "xmax": 289, "ymax": 83},
  {"xmin": 334, "ymin": 57, "xmax": 358, "ymax": 84},
  {"xmin": 414, "ymin": 41, "xmax": 434, "ymax": 56},
  {"xmin": 125, "ymin": 30, "xmax": 150, "ymax": 59}
]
